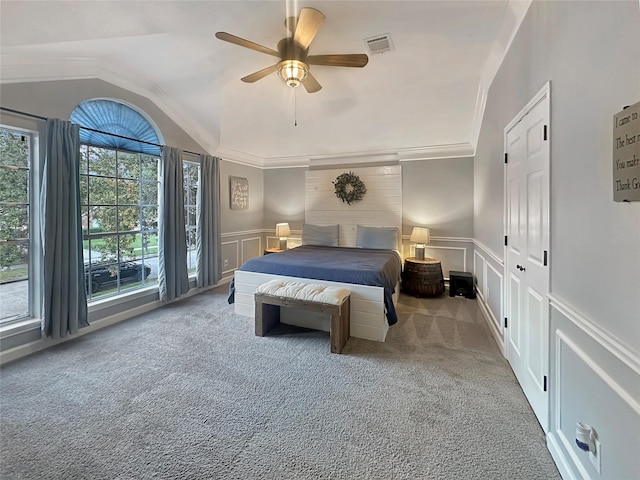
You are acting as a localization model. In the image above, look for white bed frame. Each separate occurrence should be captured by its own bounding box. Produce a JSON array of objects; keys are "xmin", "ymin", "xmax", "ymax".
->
[{"xmin": 234, "ymin": 165, "xmax": 403, "ymax": 343}]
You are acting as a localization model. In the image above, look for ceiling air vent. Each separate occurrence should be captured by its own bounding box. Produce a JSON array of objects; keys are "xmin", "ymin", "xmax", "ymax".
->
[{"xmin": 364, "ymin": 34, "xmax": 393, "ymax": 54}]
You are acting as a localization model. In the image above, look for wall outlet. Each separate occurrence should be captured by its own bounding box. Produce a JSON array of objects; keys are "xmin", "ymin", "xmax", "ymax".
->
[
  {"xmin": 589, "ymin": 438, "xmax": 601, "ymax": 474},
  {"xmin": 223, "ymin": 259, "xmax": 229, "ymax": 267}
]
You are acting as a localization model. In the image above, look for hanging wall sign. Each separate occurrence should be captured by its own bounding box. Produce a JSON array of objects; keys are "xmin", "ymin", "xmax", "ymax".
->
[
  {"xmin": 229, "ymin": 176, "xmax": 249, "ymax": 210},
  {"xmin": 613, "ymin": 101, "xmax": 640, "ymax": 202}
]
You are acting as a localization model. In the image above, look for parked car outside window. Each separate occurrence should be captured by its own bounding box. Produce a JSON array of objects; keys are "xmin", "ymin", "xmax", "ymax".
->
[{"xmin": 85, "ymin": 261, "xmax": 151, "ymax": 293}]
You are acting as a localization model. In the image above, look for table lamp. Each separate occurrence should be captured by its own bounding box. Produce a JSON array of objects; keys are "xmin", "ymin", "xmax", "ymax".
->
[
  {"xmin": 410, "ymin": 227, "xmax": 430, "ymax": 260},
  {"xmin": 275, "ymin": 222, "xmax": 290, "ymax": 250}
]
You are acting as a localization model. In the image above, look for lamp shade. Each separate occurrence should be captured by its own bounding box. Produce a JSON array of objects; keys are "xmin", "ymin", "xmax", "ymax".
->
[
  {"xmin": 410, "ymin": 227, "xmax": 430, "ymax": 244},
  {"xmin": 275, "ymin": 223, "xmax": 291, "ymax": 238}
]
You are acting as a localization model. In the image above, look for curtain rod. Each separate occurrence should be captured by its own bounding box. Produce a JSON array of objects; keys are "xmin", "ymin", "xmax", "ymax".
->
[{"xmin": 0, "ymin": 106, "xmax": 203, "ymax": 157}]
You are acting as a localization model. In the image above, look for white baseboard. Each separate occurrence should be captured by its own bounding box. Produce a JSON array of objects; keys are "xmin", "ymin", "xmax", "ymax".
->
[{"xmin": 547, "ymin": 433, "xmax": 578, "ymax": 480}]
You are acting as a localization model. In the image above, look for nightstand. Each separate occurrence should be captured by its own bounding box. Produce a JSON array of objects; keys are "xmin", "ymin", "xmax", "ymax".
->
[
  {"xmin": 264, "ymin": 248, "xmax": 284, "ymax": 255},
  {"xmin": 402, "ymin": 257, "xmax": 445, "ymax": 297}
]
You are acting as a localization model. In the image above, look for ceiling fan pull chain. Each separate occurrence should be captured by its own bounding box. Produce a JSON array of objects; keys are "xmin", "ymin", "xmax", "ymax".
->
[{"xmin": 294, "ymin": 89, "xmax": 298, "ymax": 127}]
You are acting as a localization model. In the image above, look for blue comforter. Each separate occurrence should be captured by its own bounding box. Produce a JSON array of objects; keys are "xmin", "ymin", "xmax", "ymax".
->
[{"xmin": 228, "ymin": 245, "xmax": 402, "ymax": 325}]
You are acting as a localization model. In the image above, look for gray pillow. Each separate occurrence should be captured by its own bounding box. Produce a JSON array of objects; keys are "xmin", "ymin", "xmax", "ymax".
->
[
  {"xmin": 302, "ymin": 224, "xmax": 339, "ymax": 247},
  {"xmin": 355, "ymin": 225, "xmax": 398, "ymax": 250}
]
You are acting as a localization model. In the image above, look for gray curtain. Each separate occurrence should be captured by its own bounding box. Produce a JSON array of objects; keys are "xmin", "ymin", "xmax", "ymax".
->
[
  {"xmin": 159, "ymin": 146, "xmax": 189, "ymax": 301},
  {"xmin": 196, "ymin": 154, "xmax": 222, "ymax": 288},
  {"xmin": 41, "ymin": 118, "xmax": 88, "ymax": 338}
]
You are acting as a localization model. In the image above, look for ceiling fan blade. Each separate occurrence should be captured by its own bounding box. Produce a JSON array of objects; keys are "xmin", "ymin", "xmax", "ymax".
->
[
  {"xmin": 241, "ymin": 64, "xmax": 279, "ymax": 83},
  {"xmin": 307, "ymin": 54, "xmax": 369, "ymax": 68},
  {"xmin": 302, "ymin": 72, "xmax": 322, "ymax": 93},
  {"xmin": 293, "ymin": 8, "xmax": 325, "ymax": 50},
  {"xmin": 215, "ymin": 32, "xmax": 279, "ymax": 57}
]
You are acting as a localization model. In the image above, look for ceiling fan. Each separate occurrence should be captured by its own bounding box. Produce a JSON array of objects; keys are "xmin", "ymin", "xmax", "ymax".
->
[{"xmin": 215, "ymin": 7, "xmax": 368, "ymax": 93}]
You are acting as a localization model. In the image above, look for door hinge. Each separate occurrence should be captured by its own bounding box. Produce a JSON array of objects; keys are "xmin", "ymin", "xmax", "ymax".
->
[
  {"xmin": 543, "ymin": 250, "xmax": 548, "ymax": 266},
  {"xmin": 504, "ymin": 235, "xmax": 508, "ymax": 246},
  {"xmin": 543, "ymin": 375, "xmax": 548, "ymax": 392},
  {"xmin": 504, "ymin": 317, "xmax": 508, "ymax": 328},
  {"xmin": 543, "ymin": 125, "xmax": 548, "ymax": 141},
  {"xmin": 504, "ymin": 153, "xmax": 508, "ymax": 164}
]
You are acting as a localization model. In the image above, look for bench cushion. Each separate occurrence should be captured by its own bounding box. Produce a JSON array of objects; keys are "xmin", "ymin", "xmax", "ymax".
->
[{"xmin": 255, "ymin": 279, "xmax": 350, "ymax": 306}]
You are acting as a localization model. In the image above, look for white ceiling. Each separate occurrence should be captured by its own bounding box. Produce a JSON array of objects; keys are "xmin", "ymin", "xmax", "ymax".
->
[{"xmin": 0, "ymin": 1, "xmax": 530, "ymax": 167}]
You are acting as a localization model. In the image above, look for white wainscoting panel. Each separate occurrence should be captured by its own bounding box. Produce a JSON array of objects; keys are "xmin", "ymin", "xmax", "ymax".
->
[
  {"xmin": 548, "ymin": 298, "xmax": 640, "ymax": 480},
  {"xmin": 486, "ymin": 263, "xmax": 503, "ymax": 334},
  {"xmin": 423, "ymin": 245, "xmax": 466, "ymax": 278},
  {"xmin": 473, "ymin": 241, "xmax": 505, "ymax": 352},
  {"xmin": 305, "ymin": 165, "xmax": 402, "ymax": 247},
  {"xmin": 221, "ymin": 240, "xmax": 239, "ymax": 275},
  {"xmin": 241, "ymin": 237, "xmax": 261, "ymax": 264},
  {"xmin": 473, "ymin": 250, "xmax": 485, "ymax": 296}
]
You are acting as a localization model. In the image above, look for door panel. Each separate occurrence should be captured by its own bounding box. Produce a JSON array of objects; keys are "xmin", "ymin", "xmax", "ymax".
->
[
  {"xmin": 527, "ymin": 171, "xmax": 544, "ymax": 263},
  {"xmin": 508, "ymin": 273, "xmax": 522, "ymax": 356},
  {"xmin": 504, "ymin": 88, "xmax": 550, "ymax": 431}
]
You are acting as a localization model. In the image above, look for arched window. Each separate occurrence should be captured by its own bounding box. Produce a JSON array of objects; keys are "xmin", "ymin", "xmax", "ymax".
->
[
  {"xmin": 71, "ymin": 99, "xmax": 163, "ymax": 300},
  {"xmin": 70, "ymin": 99, "xmax": 162, "ymax": 156}
]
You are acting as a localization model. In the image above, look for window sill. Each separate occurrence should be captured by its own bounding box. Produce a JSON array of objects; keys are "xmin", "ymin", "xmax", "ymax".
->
[
  {"xmin": 0, "ymin": 318, "xmax": 41, "ymax": 340},
  {"xmin": 88, "ymin": 285, "xmax": 159, "ymax": 314}
]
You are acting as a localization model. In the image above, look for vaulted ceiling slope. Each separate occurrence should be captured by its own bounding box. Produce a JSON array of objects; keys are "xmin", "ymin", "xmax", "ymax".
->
[{"xmin": 0, "ymin": 1, "xmax": 530, "ymax": 167}]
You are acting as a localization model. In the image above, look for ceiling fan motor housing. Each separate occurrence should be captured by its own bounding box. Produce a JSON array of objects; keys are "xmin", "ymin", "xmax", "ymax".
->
[{"xmin": 277, "ymin": 38, "xmax": 310, "ymax": 87}]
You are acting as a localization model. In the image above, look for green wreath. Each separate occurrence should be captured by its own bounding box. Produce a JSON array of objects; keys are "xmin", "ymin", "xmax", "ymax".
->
[{"xmin": 332, "ymin": 171, "xmax": 367, "ymax": 205}]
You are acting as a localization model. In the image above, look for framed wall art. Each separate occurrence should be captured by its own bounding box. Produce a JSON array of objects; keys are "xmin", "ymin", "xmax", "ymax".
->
[{"xmin": 229, "ymin": 176, "xmax": 249, "ymax": 210}]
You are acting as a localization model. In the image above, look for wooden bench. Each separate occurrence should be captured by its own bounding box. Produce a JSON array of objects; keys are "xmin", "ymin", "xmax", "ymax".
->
[{"xmin": 254, "ymin": 280, "xmax": 351, "ymax": 354}]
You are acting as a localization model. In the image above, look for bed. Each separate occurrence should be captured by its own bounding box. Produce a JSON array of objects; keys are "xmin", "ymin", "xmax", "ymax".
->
[{"xmin": 230, "ymin": 224, "xmax": 403, "ymax": 342}]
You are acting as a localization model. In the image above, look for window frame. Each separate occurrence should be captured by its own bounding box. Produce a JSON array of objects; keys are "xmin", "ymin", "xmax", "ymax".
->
[
  {"xmin": 80, "ymin": 143, "xmax": 160, "ymax": 302},
  {"xmin": 183, "ymin": 157, "xmax": 200, "ymax": 277},
  {"xmin": 0, "ymin": 123, "xmax": 44, "ymax": 328}
]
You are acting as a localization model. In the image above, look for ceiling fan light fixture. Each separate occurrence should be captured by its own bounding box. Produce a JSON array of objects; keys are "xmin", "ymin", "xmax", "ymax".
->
[{"xmin": 278, "ymin": 60, "xmax": 309, "ymax": 88}]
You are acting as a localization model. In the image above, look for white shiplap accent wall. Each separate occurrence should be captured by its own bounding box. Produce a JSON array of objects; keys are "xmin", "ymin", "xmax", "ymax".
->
[{"xmin": 305, "ymin": 166, "xmax": 402, "ymax": 247}]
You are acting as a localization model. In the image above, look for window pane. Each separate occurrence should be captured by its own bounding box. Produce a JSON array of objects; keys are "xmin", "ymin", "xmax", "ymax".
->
[
  {"xmin": 118, "ymin": 234, "xmax": 137, "ymax": 262},
  {"xmin": 141, "ymin": 206, "xmax": 158, "ymax": 231},
  {"xmin": 0, "ymin": 168, "xmax": 28, "ymax": 203},
  {"xmin": 88, "ymin": 147, "xmax": 116, "ymax": 176},
  {"xmin": 117, "ymin": 151, "xmax": 140, "ymax": 179},
  {"xmin": 0, "ymin": 130, "xmax": 29, "ymax": 168},
  {"xmin": 117, "ymin": 179, "xmax": 139, "ymax": 205},
  {"xmin": 89, "ymin": 176, "xmax": 116, "ymax": 205},
  {"xmin": 0, "ymin": 243, "xmax": 29, "ymax": 321},
  {"xmin": 118, "ymin": 206, "xmax": 140, "ymax": 233},
  {"xmin": 140, "ymin": 181, "xmax": 158, "ymax": 206},
  {"xmin": 0, "ymin": 128, "xmax": 31, "ymax": 324},
  {"xmin": 79, "ymin": 145, "xmax": 89, "ymax": 174},
  {"xmin": 183, "ymin": 161, "xmax": 199, "ymax": 276},
  {"xmin": 80, "ymin": 176, "xmax": 89, "ymax": 206},
  {"xmin": 142, "ymin": 232, "xmax": 158, "ymax": 258},
  {"xmin": 92, "ymin": 206, "xmax": 117, "ymax": 234},
  {"xmin": 0, "ymin": 205, "xmax": 29, "ymax": 240},
  {"xmin": 83, "ymin": 147, "xmax": 159, "ymax": 301},
  {"xmin": 140, "ymin": 155, "xmax": 158, "ymax": 181}
]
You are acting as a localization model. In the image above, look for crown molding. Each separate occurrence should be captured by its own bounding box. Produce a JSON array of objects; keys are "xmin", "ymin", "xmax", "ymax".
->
[{"xmin": 0, "ymin": 55, "xmax": 98, "ymax": 83}]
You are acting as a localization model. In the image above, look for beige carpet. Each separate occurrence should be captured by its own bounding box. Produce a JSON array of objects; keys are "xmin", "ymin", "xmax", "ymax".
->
[{"xmin": 0, "ymin": 285, "xmax": 560, "ymax": 479}]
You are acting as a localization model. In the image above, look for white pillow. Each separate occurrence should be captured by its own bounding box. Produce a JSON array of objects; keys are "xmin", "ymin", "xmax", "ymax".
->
[
  {"xmin": 355, "ymin": 225, "xmax": 398, "ymax": 250},
  {"xmin": 302, "ymin": 224, "xmax": 339, "ymax": 247}
]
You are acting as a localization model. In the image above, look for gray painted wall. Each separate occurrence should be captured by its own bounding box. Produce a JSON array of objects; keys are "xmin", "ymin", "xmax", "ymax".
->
[
  {"xmin": 474, "ymin": 0, "xmax": 639, "ymax": 346},
  {"xmin": 0, "ymin": 79, "xmax": 266, "ymax": 237},
  {"xmin": 474, "ymin": 1, "xmax": 639, "ymax": 478},
  {"xmin": 220, "ymin": 161, "xmax": 264, "ymax": 233},
  {"xmin": 402, "ymin": 157, "xmax": 473, "ymax": 238},
  {"xmin": 0, "ymin": 79, "xmax": 205, "ymax": 153},
  {"xmin": 263, "ymin": 167, "xmax": 306, "ymax": 231},
  {"xmin": 262, "ymin": 158, "xmax": 474, "ymax": 240}
]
